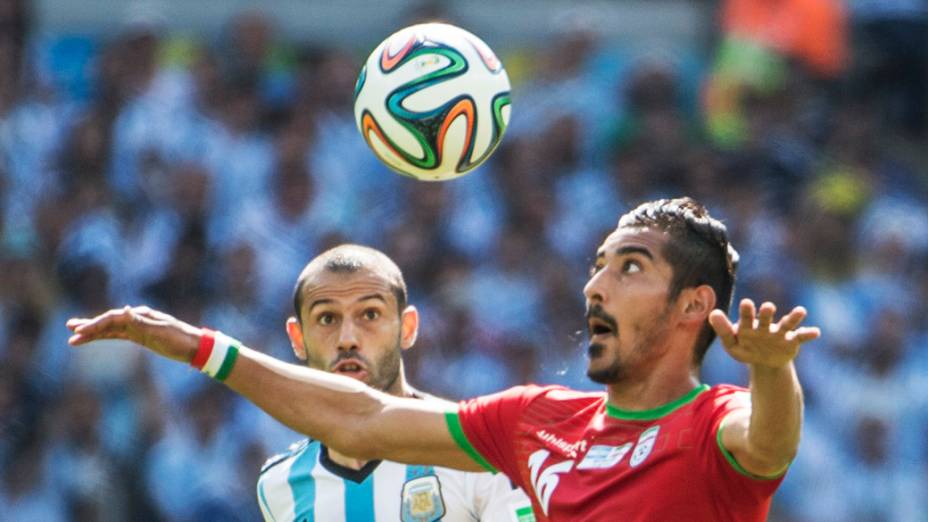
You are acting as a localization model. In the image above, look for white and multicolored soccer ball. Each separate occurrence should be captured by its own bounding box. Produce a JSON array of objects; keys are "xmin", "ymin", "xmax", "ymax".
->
[{"xmin": 353, "ymin": 23, "xmax": 512, "ymax": 181}]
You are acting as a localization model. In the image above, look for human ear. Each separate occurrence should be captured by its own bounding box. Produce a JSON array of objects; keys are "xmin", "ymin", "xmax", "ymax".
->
[
  {"xmin": 286, "ymin": 318, "xmax": 307, "ymax": 360},
  {"xmin": 400, "ymin": 305, "xmax": 419, "ymax": 350},
  {"xmin": 680, "ymin": 285, "xmax": 717, "ymax": 325}
]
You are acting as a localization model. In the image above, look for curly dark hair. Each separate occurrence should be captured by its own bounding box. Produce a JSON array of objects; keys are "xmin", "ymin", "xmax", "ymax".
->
[{"xmin": 619, "ymin": 197, "xmax": 738, "ymax": 365}]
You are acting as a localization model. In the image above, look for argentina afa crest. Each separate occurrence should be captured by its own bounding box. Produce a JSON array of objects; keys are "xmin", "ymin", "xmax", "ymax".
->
[{"xmin": 401, "ymin": 475, "xmax": 445, "ymax": 522}]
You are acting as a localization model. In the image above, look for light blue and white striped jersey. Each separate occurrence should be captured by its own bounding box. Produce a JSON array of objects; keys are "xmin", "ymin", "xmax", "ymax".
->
[{"xmin": 257, "ymin": 439, "xmax": 535, "ymax": 522}]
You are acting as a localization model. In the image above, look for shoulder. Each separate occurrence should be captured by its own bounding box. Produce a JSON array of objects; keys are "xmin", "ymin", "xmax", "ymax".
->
[
  {"xmin": 259, "ymin": 438, "xmax": 316, "ymax": 476},
  {"xmin": 480, "ymin": 384, "xmax": 599, "ymax": 404},
  {"xmin": 519, "ymin": 384, "xmax": 606, "ymax": 415},
  {"xmin": 710, "ymin": 383, "xmax": 750, "ymax": 396},
  {"xmin": 536, "ymin": 385, "xmax": 605, "ymax": 402},
  {"xmin": 689, "ymin": 384, "xmax": 753, "ymax": 435},
  {"xmin": 696, "ymin": 384, "xmax": 751, "ymax": 411},
  {"xmin": 465, "ymin": 384, "xmax": 605, "ymax": 426}
]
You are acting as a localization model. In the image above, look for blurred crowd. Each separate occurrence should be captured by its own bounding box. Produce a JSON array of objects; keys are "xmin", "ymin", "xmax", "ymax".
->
[{"xmin": 1, "ymin": 0, "xmax": 926, "ymax": 520}]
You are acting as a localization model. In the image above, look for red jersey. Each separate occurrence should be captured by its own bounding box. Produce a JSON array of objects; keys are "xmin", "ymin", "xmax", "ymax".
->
[{"xmin": 446, "ymin": 384, "xmax": 784, "ymax": 521}]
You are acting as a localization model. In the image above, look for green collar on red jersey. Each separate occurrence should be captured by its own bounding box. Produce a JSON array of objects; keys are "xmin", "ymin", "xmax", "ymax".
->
[{"xmin": 606, "ymin": 384, "xmax": 709, "ymax": 421}]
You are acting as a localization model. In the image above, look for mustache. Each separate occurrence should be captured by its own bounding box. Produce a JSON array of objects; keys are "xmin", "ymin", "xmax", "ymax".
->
[{"xmin": 585, "ymin": 304, "xmax": 618, "ymax": 334}]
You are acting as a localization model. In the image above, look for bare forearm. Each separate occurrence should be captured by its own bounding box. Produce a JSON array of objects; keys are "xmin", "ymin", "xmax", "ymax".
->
[
  {"xmin": 225, "ymin": 348, "xmax": 475, "ymax": 469},
  {"xmin": 224, "ymin": 346, "xmax": 386, "ymax": 454},
  {"xmin": 747, "ymin": 362, "xmax": 802, "ymax": 464},
  {"xmin": 710, "ymin": 300, "xmax": 818, "ymax": 475},
  {"xmin": 66, "ymin": 307, "xmax": 473, "ymax": 469}
]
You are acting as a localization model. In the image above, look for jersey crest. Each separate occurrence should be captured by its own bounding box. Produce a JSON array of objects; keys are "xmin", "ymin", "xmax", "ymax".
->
[
  {"xmin": 401, "ymin": 474, "xmax": 445, "ymax": 522},
  {"xmin": 629, "ymin": 426, "xmax": 660, "ymax": 467}
]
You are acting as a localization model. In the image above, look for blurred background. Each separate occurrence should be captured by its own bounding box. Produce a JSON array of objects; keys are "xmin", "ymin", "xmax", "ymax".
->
[{"xmin": 1, "ymin": 0, "xmax": 926, "ymax": 520}]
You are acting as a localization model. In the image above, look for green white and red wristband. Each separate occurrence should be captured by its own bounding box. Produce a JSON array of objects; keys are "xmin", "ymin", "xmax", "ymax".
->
[{"xmin": 191, "ymin": 328, "xmax": 240, "ymax": 381}]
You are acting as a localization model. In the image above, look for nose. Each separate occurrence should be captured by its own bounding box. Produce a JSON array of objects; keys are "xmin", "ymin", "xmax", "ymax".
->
[
  {"xmin": 583, "ymin": 270, "xmax": 605, "ymax": 305},
  {"xmin": 337, "ymin": 321, "xmax": 360, "ymax": 352}
]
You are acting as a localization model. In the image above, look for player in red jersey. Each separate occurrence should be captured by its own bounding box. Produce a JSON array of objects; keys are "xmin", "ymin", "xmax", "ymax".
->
[{"xmin": 67, "ymin": 197, "xmax": 820, "ymax": 521}]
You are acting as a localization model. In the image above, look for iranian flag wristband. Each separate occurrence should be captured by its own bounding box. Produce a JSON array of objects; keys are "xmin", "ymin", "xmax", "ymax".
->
[{"xmin": 191, "ymin": 328, "xmax": 240, "ymax": 382}]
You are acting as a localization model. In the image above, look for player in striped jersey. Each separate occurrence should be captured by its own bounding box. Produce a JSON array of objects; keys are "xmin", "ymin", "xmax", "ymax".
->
[
  {"xmin": 253, "ymin": 245, "xmax": 532, "ymax": 521},
  {"xmin": 257, "ymin": 438, "xmax": 530, "ymax": 521}
]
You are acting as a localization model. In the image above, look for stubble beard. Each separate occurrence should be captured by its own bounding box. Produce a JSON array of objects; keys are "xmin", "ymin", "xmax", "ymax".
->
[
  {"xmin": 306, "ymin": 332, "xmax": 404, "ymax": 392},
  {"xmin": 586, "ymin": 305, "xmax": 672, "ymax": 385},
  {"xmin": 371, "ymin": 336, "xmax": 403, "ymax": 393}
]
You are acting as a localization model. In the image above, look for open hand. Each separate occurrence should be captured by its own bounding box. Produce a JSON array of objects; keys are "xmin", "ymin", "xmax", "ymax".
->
[
  {"xmin": 708, "ymin": 299, "xmax": 821, "ymax": 369},
  {"xmin": 66, "ymin": 306, "xmax": 201, "ymax": 363}
]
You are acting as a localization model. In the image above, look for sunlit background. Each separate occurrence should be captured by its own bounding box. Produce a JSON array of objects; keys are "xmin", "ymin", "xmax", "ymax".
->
[{"xmin": 1, "ymin": 0, "xmax": 926, "ymax": 520}]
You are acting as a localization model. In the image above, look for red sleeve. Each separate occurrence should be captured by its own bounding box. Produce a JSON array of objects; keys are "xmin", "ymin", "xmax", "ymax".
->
[
  {"xmin": 698, "ymin": 386, "xmax": 785, "ymax": 510},
  {"xmin": 446, "ymin": 385, "xmax": 549, "ymax": 488}
]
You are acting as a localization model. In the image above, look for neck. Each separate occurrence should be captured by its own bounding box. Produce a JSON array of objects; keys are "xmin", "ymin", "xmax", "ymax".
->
[
  {"xmin": 327, "ymin": 448, "xmax": 369, "ymax": 471},
  {"xmin": 384, "ymin": 366, "xmax": 414, "ymax": 398},
  {"xmin": 328, "ymin": 370, "xmax": 414, "ymax": 471},
  {"xmin": 606, "ymin": 357, "xmax": 701, "ymax": 412}
]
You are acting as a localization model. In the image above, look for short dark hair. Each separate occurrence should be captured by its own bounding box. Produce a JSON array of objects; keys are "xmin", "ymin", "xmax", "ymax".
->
[
  {"xmin": 292, "ymin": 245, "xmax": 408, "ymax": 322},
  {"xmin": 618, "ymin": 197, "xmax": 738, "ymax": 365}
]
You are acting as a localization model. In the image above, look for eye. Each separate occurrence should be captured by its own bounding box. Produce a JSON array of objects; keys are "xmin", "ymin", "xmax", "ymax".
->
[
  {"xmin": 317, "ymin": 313, "xmax": 336, "ymax": 326},
  {"xmin": 622, "ymin": 260, "xmax": 642, "ymax": 274},
  {"xmin": 362, "ymin": 309, "xmax": 381, "ymax": 321},
  {"xmin": 589, "ymin": 260, "xmax": 605, "ymax": 277}
]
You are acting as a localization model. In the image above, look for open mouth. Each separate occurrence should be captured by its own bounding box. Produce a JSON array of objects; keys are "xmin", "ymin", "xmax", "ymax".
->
[
  {"xmin": 586, "ymin": 305, "xmax": 618, "ymax": 339},
  {"xmin": 332, "ymin": 359, "xmax": 368, "ymax": 378},
  {"xmin": 588, "ymin": 317, "xmax": 616, "ymax": 338}
]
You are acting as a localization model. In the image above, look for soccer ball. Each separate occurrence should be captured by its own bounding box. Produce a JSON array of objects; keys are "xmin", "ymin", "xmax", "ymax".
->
[{"xmin": 353, "ymin": 23, "xmax": 512, "ymax": 181}]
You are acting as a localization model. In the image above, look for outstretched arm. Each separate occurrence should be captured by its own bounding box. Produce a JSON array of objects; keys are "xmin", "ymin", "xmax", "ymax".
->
[
  {"xmin": 708, "ymin": 299, "xmax": 821, "ymax": 477},
  {"xmin": 66, "ymin": 306, "xmax": 483, "ymax": 471}
]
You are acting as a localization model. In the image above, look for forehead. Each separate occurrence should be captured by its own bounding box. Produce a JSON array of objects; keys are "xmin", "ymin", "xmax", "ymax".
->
[
  {"xmin": 300, "ymin": 268, "xmax": 396, "ymax": 309},
  {"xmin": 597, "ymin": 227, "xmax": 670, "ymax": 260}
]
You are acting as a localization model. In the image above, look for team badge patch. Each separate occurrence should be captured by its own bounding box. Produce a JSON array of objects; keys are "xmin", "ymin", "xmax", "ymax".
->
[
  {"xmin": 401, "ymin": 475, "xmax": 445, "ymax": 522},
  {"xmin": 630, "ymin": 425, "xmax": 660, "ymax": 467},
  {"xmin": 577, "ymin": 443, "xmax": 633, "ymax": 470}
]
